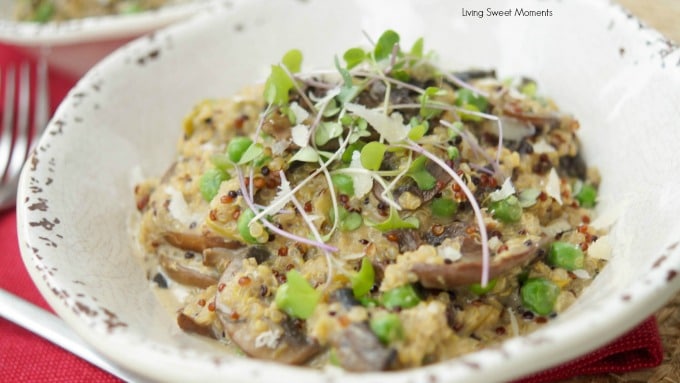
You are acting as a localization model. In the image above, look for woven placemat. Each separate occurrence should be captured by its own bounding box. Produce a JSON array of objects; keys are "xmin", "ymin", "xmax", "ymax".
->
[{"xmin": 564, "ymin": 291, "xmax": 680, "ymax": 382}]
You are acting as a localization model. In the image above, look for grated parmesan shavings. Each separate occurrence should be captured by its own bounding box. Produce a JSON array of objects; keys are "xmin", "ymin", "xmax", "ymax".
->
[
  {"xmin": 349, "ymin": 151, "xmax": 373, "ymax": 198},
  {"xmin": 545, "ymin": 168, "xmax": 563, "ymax": 205},
  {"xmin": 164, "ymin": 186, "xmax": 203, "ymax": 226},
  {"xmin": 489, "ymin": 177, "xmax": 516, "ymax": 202},
  {"xmin": 254, "ymin": 329, "xmax": 282, "ymax": 349},
  {"xmin": 532, "ymin": 139, "xmax": 556, "ymax": 154},
  {"xmin": 588, "ymin": 235, "xmax": 613, "ymax": 260}
]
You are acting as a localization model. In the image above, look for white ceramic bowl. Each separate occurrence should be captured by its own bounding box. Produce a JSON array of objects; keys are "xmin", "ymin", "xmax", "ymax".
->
[
  {"xmin": 0, "ymin": 0, "xmax": 231, "ymax": 76},
  {"xmin": 16, "ymin": 0, "xmax": 680, "ymax": 382}
]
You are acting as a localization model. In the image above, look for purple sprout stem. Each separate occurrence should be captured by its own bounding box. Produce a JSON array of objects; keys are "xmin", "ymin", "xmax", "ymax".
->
[
  {"xmin": 406, "ymin": 140, "xmax": 490, "ymax": 287},
  {"xmin": 235, "ymin": 167, "xmax": 338, "ymax": 253}
]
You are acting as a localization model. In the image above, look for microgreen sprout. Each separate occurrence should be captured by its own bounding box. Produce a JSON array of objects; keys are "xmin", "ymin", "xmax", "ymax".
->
[
  {"xmin": 236, "ymin": 30, "xmax": 521, "ymax": 290},
  {"xmin": 280, "ymin": 171, "xmax": 335, "ymax": 287},
  {"xmin": 235, "ymin": 166, "xmax": 338, "ymax": 253},
  {"xmin": 367, "ymin": 206, "xmax": 419, "ymax": 232},
  {"xmin": 406, "ymin": 140, "xmax": 491, "ymax": 286}
]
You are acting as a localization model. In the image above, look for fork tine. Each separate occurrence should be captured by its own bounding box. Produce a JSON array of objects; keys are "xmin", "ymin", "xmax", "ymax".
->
[
  {"xmin": 33, "ymin": 56, "xmax": 49, "ymax": 142},
  {"xmin": 0, "ymin": 65, "xmax": 16, "ymax": 179},
  {"xmin": 6, "ymin": 62, "xmax": 31, "ymax": 181}
]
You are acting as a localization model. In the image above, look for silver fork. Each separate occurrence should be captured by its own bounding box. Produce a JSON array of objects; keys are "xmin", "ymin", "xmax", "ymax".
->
[{"xmin": 0, "ymin": 59, "xmax": 49, "ymax": 211}]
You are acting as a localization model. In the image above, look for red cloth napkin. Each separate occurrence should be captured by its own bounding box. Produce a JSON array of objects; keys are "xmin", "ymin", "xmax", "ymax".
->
[{"xmin": 0, "ymin": 42, "xmax": 663, "ymax": 382}]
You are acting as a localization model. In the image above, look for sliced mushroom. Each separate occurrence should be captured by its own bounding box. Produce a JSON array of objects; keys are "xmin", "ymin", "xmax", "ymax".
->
[
  {"xmin": 388, "ymin": 222, "xmax": 467, "ymax": 253},
  {"xmin": 558, "ymin": 154, "xmax": 587, "ymax": 180},
  {"xmin": 163, "ymin": 231, "xmax": 242, "ymax": 253},
  {"xmin": 215, "ymin": 256, "xmax": 321, "ymax": 364},
  {"xmin": 449, "ymin": 69, "xmax": 497, "ymax": 84},
  {"xmin": 177, "ymin": 312, "xmax": 216, "ymax": 338},
  {"xmin": 219, "ymin": 315, "xmax": 321, "ymax": 364},
  {"xmin": 159, "ymin": 254, "xmax": 218, "ymax": 288},
  {"xmin": 412, "ymin": 237, "xmax": 544, "ymax": 289},
  {"xmin": 385, "ymin": 229, "xmax": 422, "ymax": 253},
  {"xmin": 392, "ymin": 160, "xmax": 452, "ymax": 209},
  {"xmin": 502, "ymin": 106, "xmax": 561, "ymax": 128},
  {"xmin": 330, "ymin": 288, "xmax": 361, "ymax": 309},
  {"xmin": 331, "ymin": 322, "xmax": 395, "ymax": 372},
  {"xmin": 421, "ymin": 222, "xmax": 468, "ymax": 247}
]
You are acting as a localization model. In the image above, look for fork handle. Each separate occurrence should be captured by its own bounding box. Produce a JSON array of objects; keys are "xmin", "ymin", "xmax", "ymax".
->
[{"xmin": 0, "ymin": 289, "xmax": 149, "ymax": 382}]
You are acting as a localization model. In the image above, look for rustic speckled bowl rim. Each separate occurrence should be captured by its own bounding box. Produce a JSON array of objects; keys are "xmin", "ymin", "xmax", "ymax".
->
[{"xmin": 16, "ymin": 0, "xmax": 680, "ymax": 382}]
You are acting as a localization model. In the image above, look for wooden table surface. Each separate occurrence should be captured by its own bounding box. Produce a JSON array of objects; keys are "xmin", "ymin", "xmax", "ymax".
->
[{"xmin": 618, "ymin": 0, "xmax": 680, "ymax": 43}]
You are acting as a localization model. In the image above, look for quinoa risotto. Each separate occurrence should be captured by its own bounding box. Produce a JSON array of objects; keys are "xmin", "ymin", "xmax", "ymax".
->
[
  {"xmin": 133, "ymin": 31, "xmax": 611, "ymax": 371},
  {"xmin": 14, "ymin": 0, "xmax": 169, "ymax": 22}
]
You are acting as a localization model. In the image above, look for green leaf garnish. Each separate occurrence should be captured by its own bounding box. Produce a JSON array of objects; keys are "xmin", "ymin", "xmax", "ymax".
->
[
  {"xmin": 446, "ymin": 146, "xmax": 459, "ymax": 160},
  {"xmin": 431, "ymin": 197, "xmax": 458, "ymax": 218},
  {"xmin": 334, "ymin": 56, "xmax": 361, "ymax": 104},
  {"xmin": 418, "ymin": 86, "xmax": 446, "ymax": 119},
  {"xmin": 343, "ymin": 47, "xmax": 366, "ymax": 69},
  {"xmin": 315, "ymin": 121, "xmax": 343, "ymax": 146},
  {"xmin": 360, "ymin": 142, "xmax": 386, "ymax": 171},
  {"xmin": 455, "ymin": 88, "xmax": 489, "ymax": 121},
  {"xmin": 351, "ymin": 257, "xmax": 375, "ymax": 298},
  {"xmin": 342, "ymin": 141, "xmax": 366, "ymax": 163},
  {"xmin": 237, "ymin": 143, "xmax": 263, "ymax": 165},
  {"xmin": 410, "ymin": 37, "xmax": 424, "ymax": 58},
  {"xmin": 329, "ymin": 205, "xmax": 363, "ymax": 232},
  {"xmin": 391, "ymin": 69, "xmax": 410, "ymax": 82},
  {"xmin": 520, "ymin": 81, "xmax": 537, "ymax": 97},
  {"xmin": 264, "ymin": 65, "xmax": 294, "ymax": 105},
  {"xmin": 199, "ymin": 168, "xmax": 230, "ymax": 202},
  {"xmin": 407, "ymin": 121, "xmax": 429, "ymax": 141},
  {"xmin": 289, "ymin": 146, "xmax": 320, "ymax": 163},
  {"xmin": 373, "ymin": 30, "xmax": 400, "ymax": 61},
  {"xmin": 331, "ymin": 173, "xmax": 354, "ymax": 196},
  {"xmin": 282, "ymin": 49, "xmax": 303, "ymax": 73},
  {"xmin": 367, "ymin": 207, "xmax": 419, "ymax": 232},
  {"xmin": 210, "ymin": 153, "xmax": 235, "ymax": 172},
  {"xmin": 407, "ymin": 156, "xmax": 436, "ymax": 190},
  {"xmin": 275, "ymin": 270, "xmax": 320, "ymax": 319}
]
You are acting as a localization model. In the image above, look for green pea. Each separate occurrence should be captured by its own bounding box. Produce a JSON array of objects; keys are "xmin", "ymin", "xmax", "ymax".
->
[
  {"xmin": 431, "ymin": 198, "xmax": 458, "ymax": 218},
  {"xmin": 33, "ymin": 0, "xmax": 54, "ymax": 22},
  {"xmin": 521, "ymin": 278, "xmax": 560, "ymax": 316},
  {"xmin": 121, "ymin": 1, "xmax": 142, "ymax": 14},
  {"xmin": 199, "ymin": 168, "xmax": 229, "ymax": 202},
  {"xmin": 237, "ymin": 208, "xmax": 258, "ymax": 244},
  {"xmin": 329, "ymin": 206, "xmax": 363, "ymax": 232},
  {"xmin": 370, "ymin": 313, "xmax": 404, "ymax": 344},
  {"xmin": 381, "ymin": 284, "xmax": 420, "ymax": 310},
  {"xmin": 469, "ymin": 278, "xmax": 497, "ymax": 295},
  {"xmin": 275, "ymin": 270, "xmax": 320, "ymax": 319},
  {"xmin": 358, "ymin": 295, "xmax": 379, "ymax": 308},
  {"xmin": 488, "ymin": 195, "xmax": 523, "ymax": 223},
  {"xmin": 331, "ymin": 174, "xmax": 354, "ymax": 196},
  {"xmin": 351, "ymin": 258, "xmax": 375, "ymax": 298},
  {"xmin": 340, "ymin": 212, "xmax": 363, "ymax": 231},
  {"xmin": 575, "ymin": 184, "xmax": 597, "ymax": 208},
  {"xmin": 548, "ymin": 241, "xmax": 585, "ymax": 271},
  {"xmin": 227, "ymin": 136, "xmax": 253, "ymax": 163}
]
